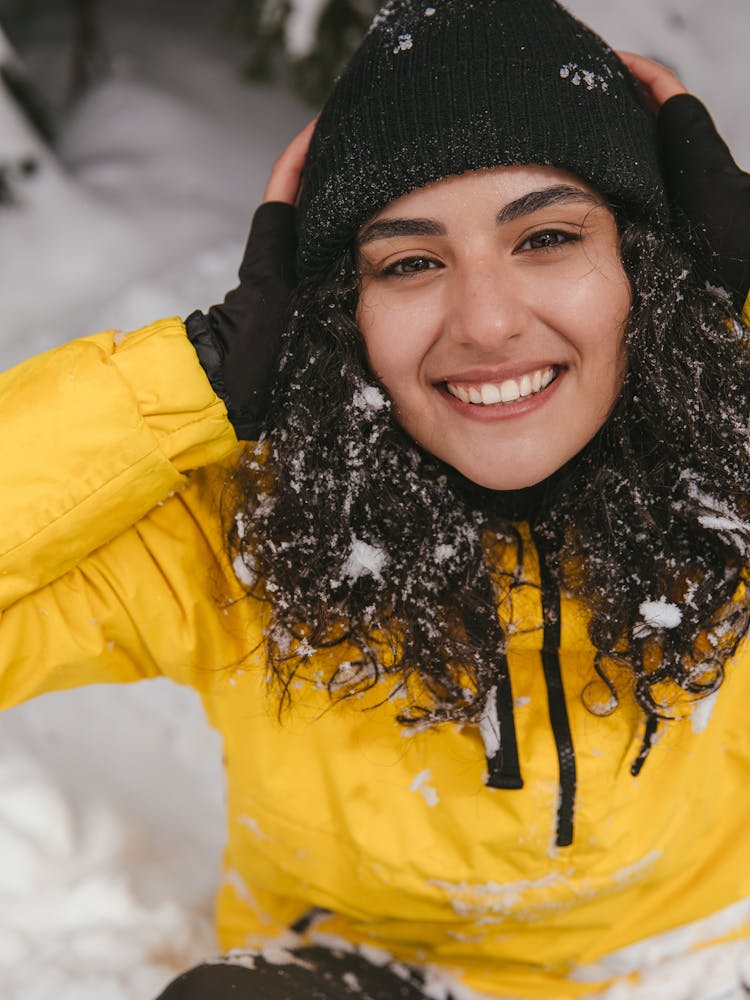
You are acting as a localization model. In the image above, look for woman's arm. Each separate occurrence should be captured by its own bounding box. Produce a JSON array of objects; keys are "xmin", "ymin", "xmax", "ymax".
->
[
  {"xmin": 0, "ymin": 316, "xmax": 260, "ymax": 709},
  {"xmin": 0, "ymin": 447, "xmax": 259, "ymax": 710}
]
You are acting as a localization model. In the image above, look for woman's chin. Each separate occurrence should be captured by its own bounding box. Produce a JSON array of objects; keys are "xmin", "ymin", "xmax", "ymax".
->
[{"xmin": 453, "ymin": 462, "xmax": 563, "ymax": 493}]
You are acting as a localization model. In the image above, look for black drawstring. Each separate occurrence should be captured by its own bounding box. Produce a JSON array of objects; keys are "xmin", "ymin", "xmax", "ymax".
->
[
  {"xmin": 289, "ymin": 907, "xmax": 331, "ymax": 935},
  {"xmin": 485, "ymin": 653, "xmax": 524, "ymax": 790},
  {"xmin": 482, "ymin": 530, "xmax": 660, "ymax": 845},
  {"xmin": 482, "ymin": 537, "xmax": 577, "ymax": 846},
  {"xmin": 631, "ymin": 715, "xmax": 659, "ymax": 777},
  {"xmin": 537, "ymin": 547, "xmax": 578, "ymax": 849}
]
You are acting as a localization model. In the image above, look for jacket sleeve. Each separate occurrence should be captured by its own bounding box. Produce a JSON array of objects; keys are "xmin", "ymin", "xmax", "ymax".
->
[
  {"xmin": 0, "ymin": 317, "xmax": 260, "ymax": 709},
  {"xmin": 0, "ymin": 317, "xmax": 236, "ymax": 608}
]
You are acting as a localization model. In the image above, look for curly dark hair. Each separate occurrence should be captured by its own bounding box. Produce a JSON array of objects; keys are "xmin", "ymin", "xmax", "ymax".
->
[{"xmin": 225, "ymin": 211, "xmax": 750, "ymax": 729}]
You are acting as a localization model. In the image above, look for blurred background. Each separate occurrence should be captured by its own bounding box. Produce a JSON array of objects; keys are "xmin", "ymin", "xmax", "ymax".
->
[{"xmin": 0, "ymin": 2, "xmax": 748, "ymax": 998}]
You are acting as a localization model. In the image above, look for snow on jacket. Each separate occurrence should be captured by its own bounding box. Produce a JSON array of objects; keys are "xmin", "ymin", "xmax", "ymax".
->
[{"xmin": 3, "ymin": 311, "xmax": 750, "ymax": 999}]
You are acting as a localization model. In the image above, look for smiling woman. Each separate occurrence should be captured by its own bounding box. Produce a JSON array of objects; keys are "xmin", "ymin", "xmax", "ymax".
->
[{"xmin": 2, "ymin": 1, "xmax": 750, "ymax": 998}]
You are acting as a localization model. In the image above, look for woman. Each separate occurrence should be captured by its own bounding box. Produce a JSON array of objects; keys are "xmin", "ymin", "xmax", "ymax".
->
[{"xmin": 2, "ymin": 1, "xmax": 750, "ymax": 998}]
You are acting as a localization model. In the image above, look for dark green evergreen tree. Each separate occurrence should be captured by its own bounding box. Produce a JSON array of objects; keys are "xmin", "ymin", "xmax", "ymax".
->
[{"xmin": 226, "ymin": 0, "xmax": 379, "ymax": 106}]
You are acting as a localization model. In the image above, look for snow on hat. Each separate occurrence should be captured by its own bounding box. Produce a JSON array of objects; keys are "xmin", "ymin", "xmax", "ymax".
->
[{"xmin": 297, "ymin": 0, "xmax": 667, "ymax": 279}]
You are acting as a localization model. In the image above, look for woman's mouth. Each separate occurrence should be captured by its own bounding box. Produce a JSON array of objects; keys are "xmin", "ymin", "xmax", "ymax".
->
[{"xmin": 444, "ymin": 365, "xmax": 559, "ymax": 406}]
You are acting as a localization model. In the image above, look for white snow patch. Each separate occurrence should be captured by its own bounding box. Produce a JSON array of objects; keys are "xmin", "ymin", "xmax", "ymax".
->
[
  {"xmin": 357, "ymin": 943, "xmax": 393, "ymax": 967},
  {"xmin": 612, "ymin": 850, "xmax": 662, "ymax": 885},
  {"xmin": 690, "ymin": 690, "xmax": 720, "ymax": 734},
  {"xmin": 682, "ymin": 477, "xmax": 750, "ymax": 554},
  {"xmin": 390, "ymin": 961, "xmax": 413, "ymax": 980},
  {"xmin": 352, "ymin": 384, "xmax": 387, "ymax": 413},
  {"xmin": 409, "ymin": 768, "xmax": 439, "ymax": 807},
  {"xmin": 0, "ymin": 748, "xmax": 214, "ymax": 999},
  {"xmin": 478, "ymin": 685, "xmax": 500, "ymax": 760},
  {"xmin": 434, "ymin": 543, "xmax": 455, "ymax": 563},
  {"xmin": 284, "ymin": 0, "xmax": 329, "ymax": 59},
  {"xmin": 222, "ymin": 868, "xmax": 271, "ymax": 919},
  {"xmin": 342, "ymin": 970, "xmax": 362, "ymax": 992},
  {"xmin": 238, "ymin": 815, "xmax": 268, "ymax": 840},
  {"xmin": 422, "ymin": 938, "xmax": 750, "ymax": 1000},
  {"xmin": 559, "ymin": 62, "xmax": 610, "ymax": 92},
  {"xmin": 571, "ymin": 895, "xmax": 750, "ymax": 984},
  {"xmin": 261, "ymin": 934, "xmax": 307, "ymax": 967},
  {"xmin": 428, "ymin": 871, "xmax": 570, "ymax": 917},
  {"xmin": 343, "ymin": 536, "xmax": 387, "ymax": 582},
  {"xmin": 222, "ymin": 932, "xmax": 308, "ymax": 969},
  {"xmin": 589, "ymin": 695, "xmax": 618, "ymax": 716},
  {"xmin": 309, "ymin": 931, "xmax": 356, "ymax": 953},
  {"xmin": 638, "ymin": 597, "xmax": 682, "ymax": 630},
  {"xmin": 422, "ymin": 966, "xmax": 496, "ymax": 1000},
  {"xmin": 705, "ymin": 281, "xmax": 732, "ymax": 303},
  {"xmin": 700, "ymin": 514, "xmax": 749, "ymax": 534},
  {"xmin": 232, "ymin": 553, "xmax": 256, "ymax": 587}
]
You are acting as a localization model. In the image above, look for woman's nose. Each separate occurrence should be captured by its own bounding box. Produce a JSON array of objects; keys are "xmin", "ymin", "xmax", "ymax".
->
[{"xmin": 444, "ymin": 260, "xmax": 530, "ymax": 350}]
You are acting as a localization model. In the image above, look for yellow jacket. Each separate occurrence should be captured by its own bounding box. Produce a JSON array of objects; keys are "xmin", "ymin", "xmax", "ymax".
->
[{"xmin": 3, "ymin": 314, "xmax": 750, "ymax": 999}]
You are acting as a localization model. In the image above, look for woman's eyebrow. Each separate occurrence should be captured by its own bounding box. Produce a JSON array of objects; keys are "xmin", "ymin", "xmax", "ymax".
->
[
  {"xmin": 357, "ymin": 217, "xmax": 445, "ymax": 246},
  {"xmin": 496, "ymin": 185, "xmax": 601, "ymax": 225},
  {"xmin": 357, "ymin": 184, "xmax": 601, "ymax": 246}
]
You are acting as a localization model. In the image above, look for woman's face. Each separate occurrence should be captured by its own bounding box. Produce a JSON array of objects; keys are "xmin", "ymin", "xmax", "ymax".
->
[{"xmin": 355, "ymin": 165, "xmax": 632, "ymax": 490}]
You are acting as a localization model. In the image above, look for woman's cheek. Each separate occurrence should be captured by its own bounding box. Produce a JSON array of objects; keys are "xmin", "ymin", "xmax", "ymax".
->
[{"xmin": 358, "ymin": 290, "xmax": 437, "ymax": 384}]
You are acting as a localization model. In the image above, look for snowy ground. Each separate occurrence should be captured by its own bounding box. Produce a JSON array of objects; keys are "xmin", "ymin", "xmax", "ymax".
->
[{"xmin": 0, "ymin": 0, "xmax": 749, "ymax": 997}]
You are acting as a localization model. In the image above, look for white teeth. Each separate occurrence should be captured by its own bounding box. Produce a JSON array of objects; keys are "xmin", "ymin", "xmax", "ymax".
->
[
  {"xmin": 446, "ymin": 366, "xmax": 556, "ymax": 407},
  {"xmin": 480, "ymin": 383, "xmax": 502, "ymax": 404},
  {"xmin": 500, "ymin": 379, "xmax": 520, "ymax": 403}
]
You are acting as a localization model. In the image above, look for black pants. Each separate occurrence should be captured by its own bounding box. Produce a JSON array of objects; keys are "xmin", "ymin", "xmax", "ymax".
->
[{"xmin": 156, "ymin": 946, "xmax": 435, "ymax": 999}]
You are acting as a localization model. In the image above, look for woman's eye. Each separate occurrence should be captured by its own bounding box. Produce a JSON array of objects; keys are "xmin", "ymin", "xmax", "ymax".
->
[
  {"xmin": 381, "ymin": 256, "xmax": 439, "ymax": 277},
  {"xmin": 519, "ymin": 230, "xmax": 579, "ymax": 252}
]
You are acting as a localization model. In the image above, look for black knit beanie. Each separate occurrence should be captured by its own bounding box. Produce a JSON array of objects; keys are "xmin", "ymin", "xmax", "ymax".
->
[{"xmin": 297, "ymin": 0, "xmax": 667, "ymax": 279}]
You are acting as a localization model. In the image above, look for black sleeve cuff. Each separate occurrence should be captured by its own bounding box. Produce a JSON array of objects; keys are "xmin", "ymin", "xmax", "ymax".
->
[
  {"xmin": 658, "ymin": 94, "xmax": 739, "ymax": 173},
  {"xmin": 184, "ymin": 310, "xmax": 266, "ymax": 441},
  {"xmin": 239, "ymin": 201, "xmax": 298, "ymax": 280}
]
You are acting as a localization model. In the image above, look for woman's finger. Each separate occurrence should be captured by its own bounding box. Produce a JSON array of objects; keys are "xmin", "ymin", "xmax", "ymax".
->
[
  {"xmin": 617, "ymin": 51, "xmax": 689, "ymax": 110},
  {"xmin": 263, "ymin": 118, "xmax": 318, "ymax": 206}
]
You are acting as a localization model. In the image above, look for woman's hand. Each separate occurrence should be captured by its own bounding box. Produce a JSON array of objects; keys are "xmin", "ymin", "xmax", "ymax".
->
[
  {"xmin": 619, "ymin": 51, "xmax": 750, "ymax": 311},
  {"xmin": 186, "ymin": 120, "xmax": 317, "ymax": 440},
  {"xmin": 263, "ymin": 118, "xmax": 317, "ymax": 205},
  {"xmin": 617, "ymin": 51, "xmax": 688, "ymax": 111}
]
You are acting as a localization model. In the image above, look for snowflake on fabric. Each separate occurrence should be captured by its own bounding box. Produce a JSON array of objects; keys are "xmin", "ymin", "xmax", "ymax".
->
[
  {"xmin": 393, "ymin": 33, "xmax": 413, "ymax": 54},
  {"xmin": 559, "ymin": 61, "xmax": 613, "ymax": 93},
  {"xmin": 369, "ymin": 0, "xmax": 444, "ymax": 54}
]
